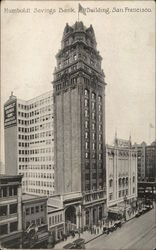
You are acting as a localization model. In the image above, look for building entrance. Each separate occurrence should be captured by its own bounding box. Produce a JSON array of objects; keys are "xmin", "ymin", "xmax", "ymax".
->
[{"xmin": 65, "ymin": 206, "xmax": 76, "ymax": 233}]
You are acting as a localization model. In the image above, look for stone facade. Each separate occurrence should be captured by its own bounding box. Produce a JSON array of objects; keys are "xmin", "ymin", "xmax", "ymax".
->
[{"xmin": 106, "ymin": 137, "xmax": 138, "ymax": 208}]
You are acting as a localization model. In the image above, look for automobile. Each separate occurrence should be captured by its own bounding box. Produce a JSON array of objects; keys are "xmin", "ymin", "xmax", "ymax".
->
[
  {"xmin": 135, "ymin": 212, "xmax": 141, "ymax": 217},
  {"xmin": 103, "ymin": 227, "xmax": 109, "ymax": 234},
  {"xmin": 63, "ymin": 243, "xmax": 76, "ymax": 249},
  {"xmin": 72, "ymin": 238, "xmax": 85, "ymax": 249}
]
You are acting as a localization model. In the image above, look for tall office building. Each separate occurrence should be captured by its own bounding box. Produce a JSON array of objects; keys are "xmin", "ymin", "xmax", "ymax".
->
[
  {"xmin": 4, "ymin": 91, "xmax": 54, "ymax": 196},
  {"xmin": 53, "ymin": 22, "xmax": 107, "ymax": 228},
  {"xmin": 133, "ymin": 142, "xmax": 146, "ymax": 181},
  {"xmin": 145, "ymin": 141, "xmax": 156, "ymax": 182}
]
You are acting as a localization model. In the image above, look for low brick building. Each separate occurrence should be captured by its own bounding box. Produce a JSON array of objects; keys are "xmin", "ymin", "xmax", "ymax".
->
[
  {"xmin": 0, "ymin": 175, "xmax": 22, "ymax": 248},
  {"xmin": 22, "ymin": 194, "xmax": 48, "ymax": 248}
]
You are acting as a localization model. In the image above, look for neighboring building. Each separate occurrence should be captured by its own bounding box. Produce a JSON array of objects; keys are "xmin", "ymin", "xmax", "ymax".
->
[
  {"xmin": 48, "ymin": 196, "xmax": 65, "ymax": 243},
  {"xmin": 133, "ymin": 141, "xmax": 156, "ymax": 182},
  {"xmin": 22, "ymin": 194, "xmax": 48, "ymax": 248},
  {"xmin": 133, "ymin": 142, "xmax": 146, "ymax": 181},
  {"xmin": 0, "ymin": 161, "xmax": 5, "ymax": 174},
  {"xmin": 4, "ymin": 91, "xmax": 54, "ymax": 196},
  {"xmin": 106, "ymin": 137, "xmax": 138, "ymax": 220},
  {"xmin": 145, "ymin": 141, "xmax": 156, "ymax": 182},
  {"xmin": 52, "ymin": 21, "xmax": 107, "ymax": 230},
  {"xmin": 0, "ymin": 175, "xmax": 22, "ymax": 248}
]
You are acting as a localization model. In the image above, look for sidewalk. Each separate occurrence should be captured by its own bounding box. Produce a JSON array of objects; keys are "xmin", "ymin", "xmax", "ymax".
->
[{"xmin": 54, "ymin": 229, "xmax": 103, "ymax": 249}]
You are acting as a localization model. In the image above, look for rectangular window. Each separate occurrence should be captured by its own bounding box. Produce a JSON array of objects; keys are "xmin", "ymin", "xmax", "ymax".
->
[
  {"xmin": 85, "ymin": 142, "xmax": 88, "ymax": 150},
  {"xmin": 92, "ymin": 102, "xmax": 95, "ymax": 110},
  {"xmin": 26, "ymin": 208, "xmax": 30, "ymax": 215},
  {"xmin": 0, "ymin": 205, "xmax": 7, "ymax": 216},
  {"xmin": 0, "ymin": 224, "xmax": 8, "ymax": 236},
  {"xmin": 92, "ymin": 112, "xmax": 95, "ymax": 120},
  {"xmin": 98, "ymin": 96, "xmax": 102, "ymax": 102},
  {"xmin": 85, "ymin": 110, "xmax": 88, "ymax": 117},
  {"xmin": 10, "ymin": 221, "xmax": 18, "ymax": 233},
  {"xmin": 9, "ymin": 204, "xmax": 17, "ymax": 214},
  {"xmin": 85, "ymin": 132, "xmax": 88, "ymax": 139},
  {"xmin": 85, "ymin": 153, "xmax": 89, "ymax": 159},
  {"xmin": 85, "ymin": 121, "xmax": 88, "ymax": 129},
  {"xmin": 2, "ymin": 187, "xmax": 7, "ymax": 197},
  {"xmin": 41, "ymin": 205, "xmax": 43, "ymax": 212},
  {"xmin": 91, "ymin": 93, "xmax": 95, "ymax": 99},
  {"xmin": 31, "ymin": 207, "xmax": 34, "ymax": 214},
  {"xmin": 84, "ymin": 89, "xmax": 89, "ymax": 96},
  {"xmin": 84, "ymin": 99, "xmax": 88, "ymax": 107},
  {"xmin": 35, "ymin": 206, "xmax": 39, "ymax": 213}
]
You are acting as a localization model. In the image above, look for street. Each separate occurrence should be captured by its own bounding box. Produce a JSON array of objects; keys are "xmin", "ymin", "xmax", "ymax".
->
[{"xmin": 86, "ymin": 204, "xmax": 156, "ymax": 249}]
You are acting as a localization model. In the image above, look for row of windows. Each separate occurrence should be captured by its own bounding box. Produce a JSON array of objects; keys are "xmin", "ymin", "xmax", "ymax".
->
[
  {"xmin": 85, "ymin": 184, "xmax": 103, "ymax": 191},
  {"xmin": 27, "ymin": 188, "xmax": 53, "ymax": 195},
  {"xmin": 29, "ymin": 139, "xmax": 54, "ymax": 146},
  {"xmin": 0, "ymin": 203, "xmax": 17, "ymax": 217},
  {"xmin": 27, "ymin": 180, "xmax": 54, "ymax": 187},
  {"xmin": 20, "ymin": 164, "xmax": 54, "ymax": 170},
  {"xmin": 18, "ymin": 139, "xmax": 54, "ymax": 147},
  {"xmin": 26, "ymin": 217, "xmax": 45, "ymax": 228},
  {"xmin": 18, "ymin": 105, "xmax": 53, "ymax": 118},
  {"xmin": 19, "ymin": 164, "xmax": 53, "ymax": 170},
  {"xmin": 18, "ymin": 96, "xmax": 53, "ymax": 110},
  {"xmin": 25, "ymin": 204, "xmax": 44, "ymax": 215},
  {"xmin": 18, "ymin": 114, "xmax": 53, "ymax": 125},
  {"xmin": 18, "ymin": 133, "xmax": 53, "ymax": 140},
  {"xmin": 85, "ymin": 142, "xmax": 102, "ymax": 151},
  {"xmin": 18, "ymin": 122, "xmax": 53, "ymax": 133},
  {"xmin": 84, "ymin": 90, "xmax": 102, "ymax": 102},
  {"xmin": 21, "ymin": 172, "xmax": 54, "ymax": 178},
  {"xmin": 19, "ymin": 147, "xmax": 53, "ymax": 155},
  {"xmin": 84, "ymin": 111, "xmax": 102, "ymax": 120},
  {"xmin": 85, "ymin": 173, "xmax": 103, "ymax": 180},
  {"xmin": 56, "ymin": 77, "xmax": 77, "ymax": 91},
  {"xmin": 19, "ymin": 156, "xmax": 53, "ymax": 162},
  {"xmin": 85, "ymin": 152, "xmax": 102, "ymax": 160},
  {"xmin": 85, "ymin": 163, "xmax": 103, "ymax": 169},
  {"xmin": 85, "ymin": 132, "xmax": 102, "ymax": 141},
  {"xmin": 84, "ymin": 121, "xmax": 102, "ymax": 131},
  {"xmin": 0, "ymin": 222, "xmax": 18, "ymax": 236},
  {"xmin": 49, "ymin": 213, "xmax": 63, "ymax": 226},
  {"xmin": 0, "ymin": 186, "xmax": 17, "ymax": 198}
]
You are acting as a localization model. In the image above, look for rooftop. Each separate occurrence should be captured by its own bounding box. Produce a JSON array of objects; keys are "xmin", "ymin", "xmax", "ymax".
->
[{"xmin": 22, "ymin": 193, "xmax": 47, "ymax": 202}]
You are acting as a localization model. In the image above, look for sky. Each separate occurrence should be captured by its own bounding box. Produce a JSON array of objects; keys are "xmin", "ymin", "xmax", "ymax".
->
[{"xmin": 1, "ymin": 0, "xmax": 155, "ymax": 163}]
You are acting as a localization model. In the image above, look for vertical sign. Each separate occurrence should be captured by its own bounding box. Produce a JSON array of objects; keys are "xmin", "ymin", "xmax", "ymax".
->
[{"xmin": 4, "ymin": 100, "xmax": 17, "ymax": 128}]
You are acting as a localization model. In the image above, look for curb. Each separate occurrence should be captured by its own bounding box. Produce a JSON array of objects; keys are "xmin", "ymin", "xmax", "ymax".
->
[{"xmin": 85, "ymin": 233, "xmax": 103, "ymax": 244}]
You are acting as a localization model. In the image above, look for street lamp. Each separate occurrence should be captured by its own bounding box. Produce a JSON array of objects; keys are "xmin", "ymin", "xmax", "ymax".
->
[
  {"xmin": 124, "ymin": 195, "xmax": 128, "ymax": 221},
  {"xmin": 77, "ymin": 207, "xmax": 82, "ymax": 238}
]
